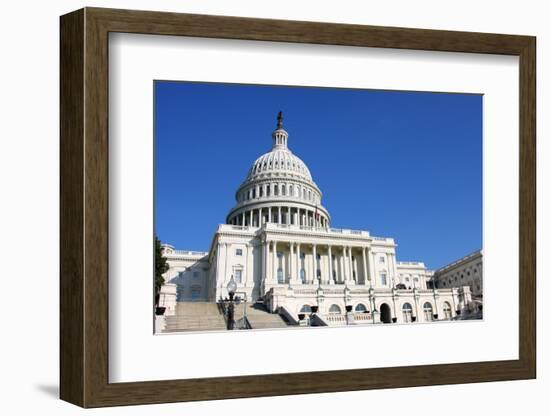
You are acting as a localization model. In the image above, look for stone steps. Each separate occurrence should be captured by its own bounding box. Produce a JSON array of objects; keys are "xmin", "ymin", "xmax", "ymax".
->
[
  {"xmin": 161, "ymin": 301, "xmax": 291, "ymax": 332},
  {"xmin": 233, "ymin": 304, "xmax": 289, "ymax": 329},
  {"xmin": 163, "ymin": 302, "xmax": 226, "ymax": 332}
]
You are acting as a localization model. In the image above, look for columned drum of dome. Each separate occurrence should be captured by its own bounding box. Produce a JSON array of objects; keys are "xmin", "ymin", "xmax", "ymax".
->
[{"xmin": 226, "ymin": 112, "xmax": 331, "ymax": 228}]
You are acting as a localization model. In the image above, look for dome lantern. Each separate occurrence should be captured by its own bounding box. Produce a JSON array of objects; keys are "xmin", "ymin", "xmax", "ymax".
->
[{"xmin": 272, "ymin": 111, "xmax": 288, "ymax": 149}]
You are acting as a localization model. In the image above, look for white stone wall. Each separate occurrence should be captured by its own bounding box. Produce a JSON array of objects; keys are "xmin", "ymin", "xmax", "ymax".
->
[
  {"xmin": 434, "ymin": 251, "xmax": 483, "ymax": 297},
  {"xmin": 161, "ymin": 246, "xmax": 210, "ymax": 302}
]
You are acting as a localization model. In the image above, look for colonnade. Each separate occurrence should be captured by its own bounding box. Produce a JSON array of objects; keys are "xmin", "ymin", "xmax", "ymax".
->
[
  {"xmin": 262, "ymin": 240, "xmax": 380, "ymax": 286},
  {"xmin": 229, "ymin": 206, "xmax": 329, "ymax": 228}
]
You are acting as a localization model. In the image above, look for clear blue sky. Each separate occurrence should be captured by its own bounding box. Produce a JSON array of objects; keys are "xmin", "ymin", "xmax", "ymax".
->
[{"xmin": 155, "ymin": 81, "xmax": 482, "ymax": 269}]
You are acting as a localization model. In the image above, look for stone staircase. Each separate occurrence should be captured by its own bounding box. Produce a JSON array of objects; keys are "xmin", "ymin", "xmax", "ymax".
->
[
  {"xmin": 162, "ymin": 301, "xmax": 291, "ymax": 333},
  {"xmin": 163, "ymin": 302, "xmax": 226, "ymax": 333},
  {"xmin": 234, "ymin": 303, "xmax": 289, "ymax": 329}
]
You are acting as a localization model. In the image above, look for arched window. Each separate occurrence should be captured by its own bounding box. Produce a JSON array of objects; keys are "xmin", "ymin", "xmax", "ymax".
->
[
  {"xmin": 355, "ymin": 303, "xmax": 368, "ymax": 313},
  {"xmin": 329, "ymin": 304, "xmax": 342, "ymax": 315},
  {"xmin": 282, "ymin": 184, "xmax": 286, "ymax": 196},
  {"xmin": 402, "ymin": 302, "xmax": 413, "ymax": 323},
  {"xmin": 442, "ymin": 301, "xmax": 452, "ymax": 319},
  {"xmin": 423, "ymin": 302, "xmax": 434, "ymax": 321},
  {"xmin": 266, "ymin": 185, "xmax": 271, "ymax": 196},
  {"xmin": 274, "ymin": 185, "xmax": 279, "ymax": 196},
  {"xmin": 300, "ymin": 305, "xmax": 312, "ymax": 314},
  {"xmin": 300, "ymin": 268, "xmax": 306, "ymax": 283},
  {"xmin": 289, "ymin": 185, "xmax": 293, "ymax": 196}
]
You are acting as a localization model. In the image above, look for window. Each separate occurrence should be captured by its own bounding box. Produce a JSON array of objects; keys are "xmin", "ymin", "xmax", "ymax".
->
[
  {"xmin": 176, "ymin": 285, "xmax": 185, "ymax": 302},
  {"xmin": 402, "ymin": 302, "xmax": 413, "ymax": 323},
  {"xmin": 355, "ymin": 303, "xmax": 368, "ymax": 313},
  {"xmin": 277, "ymin": 268, "xmax": 284, "ymax": 284},
  {"xmin": 442, "ymin": 302, "xmax": 452, "ymax": 319},
  {"xmin": 300, "ymin": 268, "xmax": 306, "ymax": 282},
  {"xmin": 234, "ymin": 270, "xmax": 242, "ymax": 284},
  {"xmin": 193, "ymin": 271, "xmax": 199, "ymax": 278},
  {"xmin": 379, "ymin": 256, "xmax": 385, "ymax": 263},
  {"xmin": 329, "ymin": 304, "xmax": 341, "ymax": 314},
  {"xmin": 235, "ymin": 248, "xmax": 243, "ymax": 256},
  {"xmin": 300, "ymin": 305, "xmax": 312, "ymax": 314},
  {"xmin": 191, "ymin": 287, "xmax": 201, "ymax": 301},
  {"xmin": 380, "ymin": 273, "xmax": 387, "ymax": 286},
  {"xmin": 423, "ymin": 302, "xmax": 434, "ymax": 321},
  {"xmin": 274, "ymin": 185, "xmax": 279, "ymax": 196},
  {"xmin": 266, "ymin": 185, "xmax": 271, "ymax": 196},
  {"xmin": 282, "ymin": 184, "xmax": 286, "ymax": 195},
  {"xmin": 277, "ymin": 251, "xmax": 283, "ymax": 259}
]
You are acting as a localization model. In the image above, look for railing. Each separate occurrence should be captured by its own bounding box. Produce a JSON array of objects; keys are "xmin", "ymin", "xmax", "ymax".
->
[
  {"xmin": 325, "ymin": 314, "xmax": 347, "ymax": 325},
  {"xmin": 353, "ymin": 313, "xmax": 372, "ymax": 322},
  {"xmin": 293, "ymin": 289, "xmax": 316, "ymax": 295},
  {"xmin": 171, "ymin": 250, "xmax": 208, "ymax": 256}
]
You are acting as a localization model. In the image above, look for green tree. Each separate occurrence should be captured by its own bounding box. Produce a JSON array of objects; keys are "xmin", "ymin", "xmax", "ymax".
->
[{"xmin": 155, "ymin": 236, "xmax": 169, "ymax": 305}]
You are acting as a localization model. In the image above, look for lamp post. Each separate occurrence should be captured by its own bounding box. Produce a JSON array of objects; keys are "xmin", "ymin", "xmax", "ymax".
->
[{"xmin": 226, "ymin": 275, "xmax": 237, "ymax": 330}]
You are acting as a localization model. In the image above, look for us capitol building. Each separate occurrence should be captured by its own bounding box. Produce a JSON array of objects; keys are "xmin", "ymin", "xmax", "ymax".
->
[{"xmin": 157, "ymin": 113, "xmax": 482, "ymax": 332}]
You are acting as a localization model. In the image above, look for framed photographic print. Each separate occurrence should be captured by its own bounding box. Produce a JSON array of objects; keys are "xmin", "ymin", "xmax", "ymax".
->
[{"xmin": 60, "ymin": 7, "xmax": 536, "ymax": 408}]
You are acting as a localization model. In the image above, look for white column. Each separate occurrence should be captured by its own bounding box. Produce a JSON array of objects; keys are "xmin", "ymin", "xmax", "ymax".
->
[
  {"xmin": 312, "ymin": 244, "xmax": 317, "ymax": 284},
  {"xmin": 268, "ymin": 207, "xmax": 272, "ymax": 223},
  {"xmin": 216, "ymin": 242, "xmax": 223, "ymax": 289},
  {"xmin": 241, "ymin": 212, "xmax": 245, "ymax": 226},
  {"xmin": 278, "ymin": 206, "xmax": 281, "ymax": 224},
  {"xmin": 362, "ymin": 247, "xmax": 368, "ymax": 285},
  {"xmin": 368, "ymin": 248, "xmax": 376, "ymax": 287},
  {"xmin": 245, "ymin": 244, "xmax": 253, "ymax": 286},
  {"xmin": 296, "ymin": 243, "xmax": 301, "ymax": 283},
  {"xmin": 343, "ymin": 247, "xmax": 350, "ymax": 283},
  {"xmin": 223, "ymin": 242, "xmax": 230, "ymax": 286},
  {"xmin": 289, "ymin": 242, "xmax": 294, "ymax": 282},
  {"xmin": 249, "ymin": 210, "xmax": 253, "ymax": 226},
  {"xmin": 262, "ymin": 240, "xmax": 268, "ymax": 283},
  {"xmin": 328, "ymin": 245, "xmax": 333, "ymax": 284},
  {"xmin": 350, "ymin": 248, "xmax": 355, "ymax": 281},
  {"xmin": 339, "ymin": 251, "xmax": 344, "ymax": 283},
  {"xmin": 272, "ymin": 241, "xmax": 278, "ymax": 283}
]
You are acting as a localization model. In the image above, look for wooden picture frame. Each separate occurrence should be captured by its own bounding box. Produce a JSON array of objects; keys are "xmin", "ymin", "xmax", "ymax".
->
[{"xmin": 60, "ymin": 7, "xmax": 536, "ymax": 408}]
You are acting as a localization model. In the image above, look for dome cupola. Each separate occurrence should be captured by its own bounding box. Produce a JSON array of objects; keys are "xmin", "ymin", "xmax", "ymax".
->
[{"xmin": 272, "ymin": 111, "xmax": 289, "ymax": 149}]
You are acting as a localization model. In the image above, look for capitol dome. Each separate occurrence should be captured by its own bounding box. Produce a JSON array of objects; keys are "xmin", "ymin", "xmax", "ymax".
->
[{"xmin": 226, "ymin": 112, "xmax": 331, "ymax": 228}]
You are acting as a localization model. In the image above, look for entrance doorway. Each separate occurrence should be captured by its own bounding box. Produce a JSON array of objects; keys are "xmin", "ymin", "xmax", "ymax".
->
[{"xmin": 380, "ymin": 303, "xmax": 392, "ymax": 323}]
